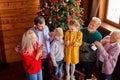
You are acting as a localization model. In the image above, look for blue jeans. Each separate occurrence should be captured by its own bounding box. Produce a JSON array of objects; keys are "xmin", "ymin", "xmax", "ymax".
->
[
  {"xmin": 54, "ymin": 60, "xmax": 63, "ymax": 79},
  {"xmin": 26, "ymin": 70, "xmax": 42, "ymax": 80},
  {"xmin": 98, "ymin": 60, "xmax": 112, "ymax": 80}
]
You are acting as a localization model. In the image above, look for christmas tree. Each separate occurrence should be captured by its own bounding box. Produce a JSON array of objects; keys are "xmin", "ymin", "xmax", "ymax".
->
[{"xmin": 38, "ymin": 0, "xmax": 84, "ymax": 31}]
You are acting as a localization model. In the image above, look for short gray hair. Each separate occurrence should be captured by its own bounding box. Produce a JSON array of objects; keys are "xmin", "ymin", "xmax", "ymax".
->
[
  {"xmin": 111, "ymin": 30, "xmax": 120, "ymax": 43},
  {"xmin": 92, "ymin": 17, "xmax": 101, "ymax": 27},
  {"xmin": 34, "ymin": 16, "xmax": 45, "ymax": 25}
]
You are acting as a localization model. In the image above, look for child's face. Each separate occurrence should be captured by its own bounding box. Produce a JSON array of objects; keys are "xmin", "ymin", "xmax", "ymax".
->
[
  {"xmin": 68, "ymin": 25, "xmax": 78, "ymax": 32},
  {"xmin": 55, "ymin": 36, "xmax": 61, "ymax": 40}
]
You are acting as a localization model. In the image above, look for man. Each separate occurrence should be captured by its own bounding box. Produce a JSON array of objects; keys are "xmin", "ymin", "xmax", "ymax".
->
[
  {"xmin": 30, "ymin": 16, "xmax": 52, "ymax": 80},
  {"xmin": 76, "ymin": 17, "xmax": 102, "ymax": 80}
]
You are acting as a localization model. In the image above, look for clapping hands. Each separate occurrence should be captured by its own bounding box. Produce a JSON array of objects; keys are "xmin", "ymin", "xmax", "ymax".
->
[
  {"xmin": 39, "ymin": 44, "xmax": 45, "ymax": 52},
  {"xmin": 36, "ymin": 44, "xmax": 45, "ymax": 60}
]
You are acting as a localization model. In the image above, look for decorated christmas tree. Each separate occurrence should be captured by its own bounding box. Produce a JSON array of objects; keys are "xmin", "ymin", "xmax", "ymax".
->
[{"xmin": 38, "ymin": 0, "xmax": 84, "ymax": 31}]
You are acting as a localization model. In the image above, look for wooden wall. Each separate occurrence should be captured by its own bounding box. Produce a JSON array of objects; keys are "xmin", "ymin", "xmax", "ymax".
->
[{"xmin": 0, "ymin": 0, "xmax": 40, "ymax": 63}]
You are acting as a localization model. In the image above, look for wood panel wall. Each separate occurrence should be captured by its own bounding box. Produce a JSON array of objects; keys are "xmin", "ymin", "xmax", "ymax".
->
[{"xmin": 0, "ymin": 0, "xmax": 40, "ymax": 63}]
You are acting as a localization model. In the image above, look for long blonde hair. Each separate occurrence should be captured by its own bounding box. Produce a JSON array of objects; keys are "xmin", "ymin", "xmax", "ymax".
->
[{"xmin": 21, "ymin": 30, "xmax": 37, "ymax": 55}]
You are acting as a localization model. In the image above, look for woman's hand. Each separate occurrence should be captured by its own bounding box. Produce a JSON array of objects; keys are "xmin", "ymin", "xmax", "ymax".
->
[
  {"xmin": 35, "ymin": 44, "xmax": 45, "ymax": 60},
  {"xmin": 94, "ymin": 41, "xmax": 102, "ymax": 48},
  {"xmin": 39, "ymin": 44, "xmax": 45, "ymax": 51},
  {"xmin": 101, "ymin": 36, "xmax": 110, "ymax": 44}
]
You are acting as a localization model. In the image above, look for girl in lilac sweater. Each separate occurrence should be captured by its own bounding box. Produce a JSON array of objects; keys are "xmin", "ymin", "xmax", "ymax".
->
[{"xmin": 94, "ymin": 31, "xmax": 120, "ymax": 80}]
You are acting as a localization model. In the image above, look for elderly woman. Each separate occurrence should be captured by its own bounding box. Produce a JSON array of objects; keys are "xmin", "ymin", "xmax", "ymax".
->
[{"xmin": 94, "ymin": 31, "xmax": 120, "ymax": 80}]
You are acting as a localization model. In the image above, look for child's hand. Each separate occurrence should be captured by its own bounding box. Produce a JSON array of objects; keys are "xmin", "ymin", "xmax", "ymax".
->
[
  {"xmin": 67, "ymin": 40, "xmax": 70, "ymax": 45},
  {"xmin": 49, "ymin": 32, "xmax": 54, "ymax": 37},
  {"xmin": 53, "ymin": 63, "xmax": 58, "ymax": 67},
  {"xmin": 72, "ymin": 39, "xmax": 76, "ymax": 45},
  {"xmin": 49, "ymin": 32, "xmax": 55, "ymax": 41},
  {"xmin": 67, "ymin": 39, "xmax": 70, "ymax": 45}
]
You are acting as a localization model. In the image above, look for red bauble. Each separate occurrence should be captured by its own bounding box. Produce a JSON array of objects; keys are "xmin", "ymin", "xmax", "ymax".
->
[
  {"xmin": 57, "ymin": 16, "xmax": 60, "ymax": 20},
  {"xmin": 66, "ymin": 7, "xmax": 69, "ymax": 10},
  {"xmin": 67, "ymin": 16, "xmax": 72, "ymax": 22},
  {"xmin": 45, "ymin": 11, "xmax": 49, "ymax": 15},
  {"xmin": 51, "ymin": 0, "xmax": 58, "ymax": 4}
]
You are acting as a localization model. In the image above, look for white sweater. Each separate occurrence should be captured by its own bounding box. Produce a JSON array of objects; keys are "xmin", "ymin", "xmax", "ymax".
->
[{"xmin": 50, "ymin": 39, "xmax": 64, "ymax": 65}]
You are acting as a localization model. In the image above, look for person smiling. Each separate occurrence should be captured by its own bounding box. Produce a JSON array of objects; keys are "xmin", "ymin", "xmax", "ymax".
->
[{"xmin": 94, "ymin": 31, "xmax": 120, "ymax": 80}]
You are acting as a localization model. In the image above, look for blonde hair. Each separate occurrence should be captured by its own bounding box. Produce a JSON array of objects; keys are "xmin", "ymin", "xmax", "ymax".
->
[
  {"xmin": 92, "ymin": 17, "xmax": 101, "ymax": 27},
  {"xmin": 21, "ymin": 30, "xmax": 36, "ymax": 55},
  {"xmin": 111, "ymin": 30, "xmax": 120, "ymax": 43},
  {"xmin": 68, "ymin": 19, "xmax": 80, "ymax": 30},
  {"xmin": 54, "ymin": 27, "xmax": 64, "ymax": 38}
]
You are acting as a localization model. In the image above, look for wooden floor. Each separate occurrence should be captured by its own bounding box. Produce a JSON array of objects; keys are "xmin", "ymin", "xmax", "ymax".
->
[
  {"xmin": 0, "ymin": 56, "xmax": 120, "ymax": 80},
  {"xmin": 0, "ymin": 61, "xmax": 67, "ymax": 80},
  {"xmin": 0, "ymin": 61, "xmax": 98, "ymax": 80},
  {"xmin": 0, "ymin": 62, "xmax": 27, "ymax": 80}
]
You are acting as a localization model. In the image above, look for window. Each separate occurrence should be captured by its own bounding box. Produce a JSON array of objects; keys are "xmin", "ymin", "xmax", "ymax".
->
[{"xmin": 105, "ymin": 0, "xmax": 120, "ymax": 28}]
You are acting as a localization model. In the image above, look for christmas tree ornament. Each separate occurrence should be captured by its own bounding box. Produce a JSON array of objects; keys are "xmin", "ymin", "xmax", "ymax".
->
[
  {"xmin": 38, "ymin": 0, "xmax": 84, "ymax": 31},
  {"xmin": 66, "ymin": 0, "xmax": 69, "ymax": 2},
  {"xmin": 45, "ymin": 2, "xmax": 48, "ymax": 7},
  {"xmin": 49, "ymin": 21, "xmax": 52, "ymax": 24}
]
